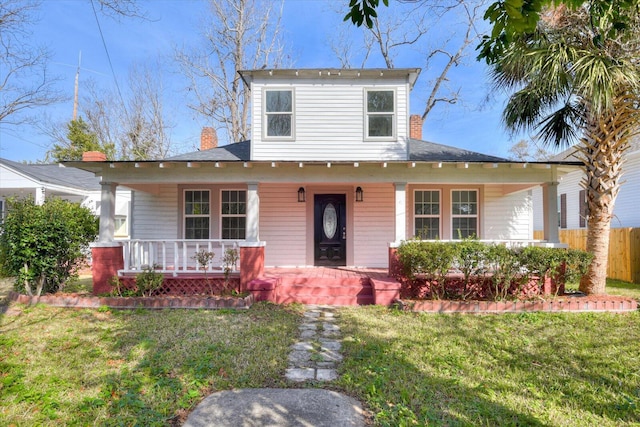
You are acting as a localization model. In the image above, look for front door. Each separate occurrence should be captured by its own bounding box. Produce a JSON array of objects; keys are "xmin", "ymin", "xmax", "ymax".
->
[{"xmin": 314, "ymin": 194, "xmax": 346, "ymax": 266}]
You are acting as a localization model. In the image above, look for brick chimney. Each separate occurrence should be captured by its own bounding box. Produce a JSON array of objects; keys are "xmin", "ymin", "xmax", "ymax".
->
[
  {"xmin": 200, "ymin": 127, "xmax": 218, "ymax": 151},
  {"xmin": 82, "ymin": 151, "xmax": 107, "ymax": 161},
  {"xmin": 409, "ymin": 115, "xmax": 423, "ymax": 140}
]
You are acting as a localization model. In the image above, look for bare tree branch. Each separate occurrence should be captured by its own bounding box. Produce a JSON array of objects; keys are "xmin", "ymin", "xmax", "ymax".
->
[
  {"xmin": 176, "ymin": 0, "xmax": 287, "ymax": 144},
  {"xmin": 0, "ymin": 0, "xmax": 65, "ymax": 125}
]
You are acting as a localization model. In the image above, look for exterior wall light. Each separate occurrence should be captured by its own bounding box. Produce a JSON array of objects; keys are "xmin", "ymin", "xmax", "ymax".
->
[
  {"xmin": 298, "ymin": 187, "xmax": 306, "ymax": 202},
  {"xmin": 356, "ymin": 186, "xmax": 364, "ymax": 202}
]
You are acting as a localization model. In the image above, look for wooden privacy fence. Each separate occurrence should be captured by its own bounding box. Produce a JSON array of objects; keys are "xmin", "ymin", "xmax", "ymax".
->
[{"xmin": 534, "ymin": 228, "xmax": 640, "ymax": 283}]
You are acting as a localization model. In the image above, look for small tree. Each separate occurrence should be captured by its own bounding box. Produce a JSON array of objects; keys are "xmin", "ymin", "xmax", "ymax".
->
[
  {"xmin": 48, "ymin": 117, "xmax": 115, "ymax": 162},
  {"xmin": 0, "ymin": 197, "xmax": 98, "ymax": 296}
]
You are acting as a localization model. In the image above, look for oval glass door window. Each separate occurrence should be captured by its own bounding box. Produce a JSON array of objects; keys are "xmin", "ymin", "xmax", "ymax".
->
[{"xmin": 323, "ymin": 203, "xmax": 337, "ymax": 239}]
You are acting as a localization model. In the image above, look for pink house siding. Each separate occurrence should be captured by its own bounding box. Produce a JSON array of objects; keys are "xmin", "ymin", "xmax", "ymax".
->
[
  {"xmin": 259, "ymin": 183, "xmax": 307, "ymax": 266},
  {"xmin": 353, "ymin": 183, "xmax": 395, "ymax": 267}
]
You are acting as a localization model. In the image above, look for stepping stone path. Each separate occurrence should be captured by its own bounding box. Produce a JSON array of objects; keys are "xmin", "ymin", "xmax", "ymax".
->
[{"xmin": 285, "ymin": 305, "xmax": 343, "ymax": 382}]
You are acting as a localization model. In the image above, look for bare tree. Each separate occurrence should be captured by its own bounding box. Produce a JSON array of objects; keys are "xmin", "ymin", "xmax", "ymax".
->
[
  {"xmin": 39, "ymin": 62, "xmax": 174, "ymax": 161},
  {"xmin": 507, "ymin": 139, "xmax": 552, "ymax": 162},
  {"xmin": 0, "ymin": 0, "xmax": 64, "ymax": 125},
  {"xmin": 176, "ymin": 0, "xmax": 288, "ymax": 144},
  {"xmin": 333, "ymin": 0, "xmax": 486, "ymax": 122},
  {"xmin": 81, "ymin": 63, "xmax": 174, "ymax": 160}
]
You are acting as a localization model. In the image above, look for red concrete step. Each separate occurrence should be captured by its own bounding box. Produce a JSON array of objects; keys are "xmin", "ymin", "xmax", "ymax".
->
[
  {"xmin": 277, "ymin": 294, "xmax": 375, "ymax": 306},
  {"xmin": 277, "ymin": 283, "xmax": 372, "ymax": 297}
]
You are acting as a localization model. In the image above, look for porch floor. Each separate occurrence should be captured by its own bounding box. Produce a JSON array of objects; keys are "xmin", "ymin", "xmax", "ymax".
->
[{"xmin": 263, "ymin": 266, "xmax": 389, "ymax": 280}]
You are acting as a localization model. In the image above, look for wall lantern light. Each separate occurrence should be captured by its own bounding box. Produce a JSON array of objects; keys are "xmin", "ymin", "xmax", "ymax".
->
[
  {"xmin": 298, "ymin": 187, "xmax": 306, "ymax": 203},
  {"xmin": 356, "ymin": 186, "xmax": 364, "ymax": 202}
]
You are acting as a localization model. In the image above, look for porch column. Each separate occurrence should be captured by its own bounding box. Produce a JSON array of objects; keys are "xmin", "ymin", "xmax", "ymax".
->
[
  {"xmin": 91, "ymin": 181, "xmax": 122, "ymax": 295},
  {"xmin": 542, "ymin": 182, "xmax": 560, "ymax": 243},
  {"xmin": 246, "ymin": 183, "xmax": 260, "ymax": 242},
  {"xmin": 394, "ymin": 182, "xmax": 407, "ymax": 244},
  {"xmin": 99, "ymin": 181, "xmax": 118, "ymax": 242}
]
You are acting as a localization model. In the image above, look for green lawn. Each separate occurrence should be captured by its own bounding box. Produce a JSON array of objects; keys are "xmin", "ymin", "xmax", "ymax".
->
[
  {"xmin": 337, "ymin": 306, "xmax": 640, "ymax": 426},
  {"xmin": 0, "ymin": 302, "xmax": 302, "ymax": 426},
  {"xmin": 1, "ymin": 279, "xmax": 639, "ymax": 426},
  {"xmin": 565, "ymin": 278, "xmax": 640, "ymax": 300}
]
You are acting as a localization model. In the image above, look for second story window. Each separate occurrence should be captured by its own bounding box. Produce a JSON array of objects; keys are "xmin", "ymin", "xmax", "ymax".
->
[
  {"xmin": 265, "ymin": 89, "xmax": 293, "ymax": 138},
  {"xmin": 366, "ymin": 89, "xmax": 395, "ymax": 139}
]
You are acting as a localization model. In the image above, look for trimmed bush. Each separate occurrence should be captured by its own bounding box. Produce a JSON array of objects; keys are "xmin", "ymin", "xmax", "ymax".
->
[{"xmin": 395, "ymin": 239, "xmax": 592, "ymax": 301}]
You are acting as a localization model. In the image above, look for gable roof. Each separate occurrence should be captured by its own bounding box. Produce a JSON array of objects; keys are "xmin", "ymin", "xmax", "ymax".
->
[{"xmin": 0, "ymin": 158, "xmax": 101, "ymax": 191}]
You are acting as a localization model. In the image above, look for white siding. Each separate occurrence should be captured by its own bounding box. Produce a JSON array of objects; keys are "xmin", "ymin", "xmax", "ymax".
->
[
  {"xmin": 251, "ymin": 78, "xmax": 409, "ymax": 161},
  {"xmin": 483, "ymin": 185, "xmax": 532, "ymax": 240},
  {"xmin": 532, "ymin": 186, "xmax": 544, "ymax": 231},
  {"xmin": 259, "ymin": 184, "xmax": 307, "ymax": 266},
  {"xmin": 131, "ymin": 185, "xmax": 178, "ymax": 239},
  {"xmin": 353, "ymin": 184, "xmax": 395, "ymax": 267},
  {"xmin": 611, "ymin": 151, "xmax": 640, "ymax": 227},
  {"xmin": 534, "ymin": 150, "xmax": 640, "ymax": 230}
]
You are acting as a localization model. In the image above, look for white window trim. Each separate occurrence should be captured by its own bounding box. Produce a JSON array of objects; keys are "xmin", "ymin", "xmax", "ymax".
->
[
  {"xmin": 183, "ymin": 189, "xmax": 211, "ymax": 239},
  {"xmin": 450, "ymin": 189, "xmax": 479, "ymax": 240},
  {"xmin": 219, "ymin": 189, "xmax": 247, "ymax": 240},
  {"xmin": 413, "ymin": 189, "xmax": 441, "ymax": 239},
  {"xmin": 262, "ymin": 87, "xmax": 295, "ymax": 141},
  {"xmin": 364, "ymin": 88, "xmax": 397, "ymax": 141}
]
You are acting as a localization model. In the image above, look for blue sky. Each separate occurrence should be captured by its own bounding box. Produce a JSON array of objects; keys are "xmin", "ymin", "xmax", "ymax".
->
[{"xmin": 0, "ymin": 0, "xmax": 533, "ymax": 163}]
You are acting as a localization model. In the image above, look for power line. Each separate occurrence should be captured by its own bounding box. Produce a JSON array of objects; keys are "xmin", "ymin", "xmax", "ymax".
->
[{"xmin": 89, "ymin": 0, "xmax": 129, "ymax": 120}]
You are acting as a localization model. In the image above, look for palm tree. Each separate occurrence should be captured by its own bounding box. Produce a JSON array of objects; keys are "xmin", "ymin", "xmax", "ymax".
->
[{"xmin": 491, "ymin": 5, "xmax": 640, "ymax": 294}]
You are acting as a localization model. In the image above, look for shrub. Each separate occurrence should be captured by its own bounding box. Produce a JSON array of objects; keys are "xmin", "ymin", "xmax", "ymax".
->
[
  {"xmin": 0, "ymin": 197, "xmax": 98, "ymax": 296},
  {"xmin": 396, "ymin": 240, "xmax": 593, "ymax": 301},
  {"xmin": 193, "ymin": 249, "xmax": 216, "ymax": 294},
  {"xmin": 397, "ymin": 240, "xmax": 456, "ymax": 299},
  {"xmin": 453, "ymin": 239, "xmax": 490, "ymax": 299},
  {"xmin": 134, "ymin": 266, "xmax": 164, "ymax": 297}
]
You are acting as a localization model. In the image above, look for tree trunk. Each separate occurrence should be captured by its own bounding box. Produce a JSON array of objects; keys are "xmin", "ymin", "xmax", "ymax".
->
[
  {"xmin": 577, "ymin": 105, "xmax": 634, "ymax": 294},
  {"xmin": 579, "ymin": 206, "xmax": 611, "ymax": 294}
]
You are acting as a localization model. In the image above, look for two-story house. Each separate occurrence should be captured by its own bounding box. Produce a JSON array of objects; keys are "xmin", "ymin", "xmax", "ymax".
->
[{"xmin": 72, "ymin": 68, "xmax": 579, "ymax": 303}]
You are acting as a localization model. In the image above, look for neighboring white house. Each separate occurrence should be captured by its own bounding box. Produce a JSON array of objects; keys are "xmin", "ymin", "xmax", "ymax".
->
[
  {"xmin": 532, "ymin": 137, "xmax": 640, "ymax": 232},
  {"xmin": 71, "ymin": 68, "xmax": 579, "ymax": 281},
  {"xmin": 0, "ymin": 158, "xmax": 131, "ymax": 238}
]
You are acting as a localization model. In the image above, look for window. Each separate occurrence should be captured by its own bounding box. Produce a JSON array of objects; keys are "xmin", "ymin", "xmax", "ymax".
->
[
  {"xmin": 452, "ymin": 190, "xmax": 478, "ymax": 239},
  {"xmin": 221, "ymin": 190, "xmax": 246, "ymax": 239},
  {"xmin": 414, "ymin": 190, "xmax": 440, "ymax": 239},
  {"xmin": 114, "ymin": 215, "xmax": 128, "ymax": 237},
  {"xmin": 579, "ymin": 190, "xmax": 588, "ymax": 228},
  {"xmin": 184, "ymin": 190, "xmax": 210, "ymax": 239},
  {"xmin": 365, "ymin": 89, "xmax": 395, "ymax": 138},
  {"xmin": 559, "ymin": 193, "xmax": 567, "ymax": 229},
  {"xmin": 265, "ymin": 89, "xmax": 293, "ymax": 137}
]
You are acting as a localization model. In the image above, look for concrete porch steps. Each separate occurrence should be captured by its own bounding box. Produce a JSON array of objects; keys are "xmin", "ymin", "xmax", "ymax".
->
[
  {"xmin": 276, "ymin": 278, "xmax": 374, "ymax": 306},
  {"xmin": 247, "ymin": 267, "xmax": 392, "ymax": 306}
]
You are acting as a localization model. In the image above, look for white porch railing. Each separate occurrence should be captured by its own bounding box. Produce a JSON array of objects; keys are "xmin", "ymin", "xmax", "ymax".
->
[{"xmin": 120, "ymin": 239, "xmax": 244, "ymax": 276}]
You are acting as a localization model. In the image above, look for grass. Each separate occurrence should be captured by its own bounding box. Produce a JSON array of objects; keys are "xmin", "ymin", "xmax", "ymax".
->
[
  {"xmin": 336, "ymin": 306, "xmax": 640, "ymax": 426},
  {"xmin": 0, "ymin": 302, "xmax": 303, "ymax": 426},
  {"xmin": 1, "ymin": 275, "xmax": 639, "ymax": 426},
  {"xmin": 565, "ymin": 278, "xmax": 640, "ymax": 300}
]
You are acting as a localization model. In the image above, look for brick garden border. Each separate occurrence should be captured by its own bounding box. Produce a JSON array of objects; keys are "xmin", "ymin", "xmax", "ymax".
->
[
  {"xmin": 6, "ymin": 291, "xmax": 254, "ymax": 310},
  {"xmin": 397, "ymin": 295, "xmax": 637, "ymax": 313}
]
